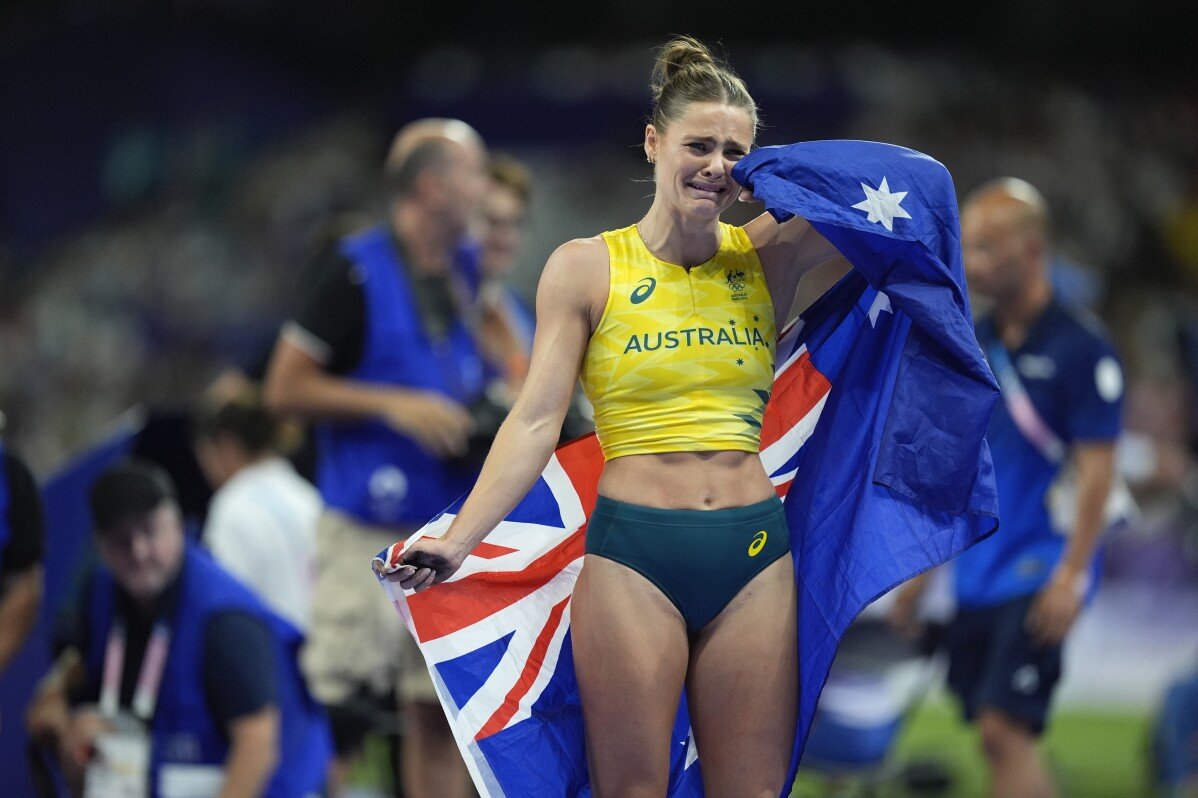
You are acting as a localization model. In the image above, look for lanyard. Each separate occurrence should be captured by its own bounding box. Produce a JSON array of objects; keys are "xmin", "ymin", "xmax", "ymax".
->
[
  {"xmin": 99, "ymin": 620, "xmax": 172, "ymax": 721},
  {"xmin": 984, "ymin": 339, "xmax": 1066, "ymax": 465},
  {"xmin": 986, "ymin": 337, "xmax": 1136, "ymax": 537},
  {"xmin": 430, "ymin": 274, "xmax": 485, "ymax": 401}
]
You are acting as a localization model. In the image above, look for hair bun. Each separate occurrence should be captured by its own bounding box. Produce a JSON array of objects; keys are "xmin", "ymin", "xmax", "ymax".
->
[
  {"xmin": 646, "ymin": 35, "xmax": 757, "ymax": 138},
  {"xmin": 651, "ymin": 36, "xmax": 717, "ymax": 99}
]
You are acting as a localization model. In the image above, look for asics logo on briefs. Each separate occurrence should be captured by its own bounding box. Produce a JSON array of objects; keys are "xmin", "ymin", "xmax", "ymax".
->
[
  {"xmin": 630, "ymin": 277, "xmax": 656, "ymax": 304},
  {"xmin": 748, "ymin": 530, "xmax": 768, "ymax": 557}
]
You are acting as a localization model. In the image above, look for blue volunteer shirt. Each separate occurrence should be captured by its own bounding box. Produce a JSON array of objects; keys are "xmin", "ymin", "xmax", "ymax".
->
[{"xmin": 955, "ymin": 296, "xmax": 1123, "ymax": 607}]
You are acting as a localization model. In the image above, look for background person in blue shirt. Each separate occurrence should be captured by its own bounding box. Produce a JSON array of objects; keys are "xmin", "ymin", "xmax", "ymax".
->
[
  {"xmin": 263, "ymin": 119, "xmax": 491, "ymax": 798},
  {"xmin": 0, "ymin": 438, "xmax": 45, "ymax": 724},
  {"xmin": 25, "ymin": 460, "xmax": 329, "ymax": 797},
  {"xmin": 893, "ymin": 178, "xmax": 1124, "ymax": 798}
]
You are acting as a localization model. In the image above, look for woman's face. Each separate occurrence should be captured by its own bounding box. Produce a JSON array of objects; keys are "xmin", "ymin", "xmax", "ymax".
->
[{"xmin": 646, "ymin": 101, "xmax": 754, "ymax": 220}]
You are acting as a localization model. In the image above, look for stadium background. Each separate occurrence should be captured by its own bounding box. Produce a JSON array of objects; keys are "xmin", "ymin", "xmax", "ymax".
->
[{"xmin": 2, "ymin": 1, "xmax": 1197, "ymax": 795}]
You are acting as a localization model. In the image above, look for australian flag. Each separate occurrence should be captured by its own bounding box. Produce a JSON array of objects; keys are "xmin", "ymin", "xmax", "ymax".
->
[{"xmin": 374, "ymin": 140, "xmax": 1000, "ymax": 796}]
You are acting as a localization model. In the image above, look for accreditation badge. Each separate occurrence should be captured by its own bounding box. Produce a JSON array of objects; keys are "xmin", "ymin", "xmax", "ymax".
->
[
  {"xmin": 84, "ymin": 727, "xmax": 151, "ymax": 798},
  {"xmin": 89, "ymin": 619, "xmax": 174, "ymax": 798},
  {"xmin": 158, "ymin": 762, "xmax": 224, "ymax": 797}
]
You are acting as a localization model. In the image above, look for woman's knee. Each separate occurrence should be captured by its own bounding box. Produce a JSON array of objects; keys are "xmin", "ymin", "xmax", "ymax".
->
[
  {"xmin": 702, "ymin": 762, "xmax": 790, "ymax": 798},
  {"xmin": 747, "ymin": 789, "xmax": 785, "ymax": 798},
  {"xmin": 590, "ymin": 765, "xmax": 669, "ymax": 798},
  {"xmin": 592, "ymin": 783, "xmax": 668, "ymax": 798}
]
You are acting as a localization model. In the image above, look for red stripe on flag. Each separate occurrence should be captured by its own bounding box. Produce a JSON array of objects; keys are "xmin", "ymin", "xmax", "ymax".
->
[
  {"xmin": 760, "ymin": 351, "xmax": 831, "ymax": 449},
  {"xmin": 408, "ymin": 529, "xmax": 585, "ymax": 641},
  {"xmin": 475, "ymin": 594, "xmax": 571, "ymax": 741},
  {"xmin": 555, "ymin": 433, "xmax": 602, "ymax": 518},
  {"xmin": 470, "ymin": 542, "xmax": 519, "ymax": 560},
  {"xmin": 408, "ymin": 435, "xmax": 598, "ymax": 642}
]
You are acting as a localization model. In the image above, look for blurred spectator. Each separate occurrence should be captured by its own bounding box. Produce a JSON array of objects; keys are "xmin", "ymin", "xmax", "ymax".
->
[
  {"xmin": 25, "ymin": 460, "xmax": 330, "ymax": 797},
  {"xmin": 895, "ymin": 178, "xmax": 1126, "ymax": 798},
  {"xmin": 474, "ymin": 154, "xmax": 593, "ymax": 441},
  {"xmin": 263, "ymin": 119, "xmax": 491, "ymax": 798},
  {"xmin": 0, "ymin": 435, "xmax": 45, "ymax": 724},
  {"xmin": 477, "ymin": 153, "xmax": 536, "ymax": 385},
  {"xmin": 194, "ymin": 391, "xmax": 320, "ymax": 634},
  {"xmin": 1152, "ymin": 661, "xmax": 1198, "ymax": 797}
]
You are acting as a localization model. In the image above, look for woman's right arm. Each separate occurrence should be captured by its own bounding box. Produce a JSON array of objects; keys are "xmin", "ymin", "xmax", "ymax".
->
[{"xmin": 393, "ymin": 237, "xmax": 607, "ymax": 592}]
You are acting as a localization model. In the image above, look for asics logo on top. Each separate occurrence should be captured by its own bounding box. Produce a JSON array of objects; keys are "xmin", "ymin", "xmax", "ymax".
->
[{"xmin": 630, "ymin": 277, "xmax": 656, "ymax": 304}]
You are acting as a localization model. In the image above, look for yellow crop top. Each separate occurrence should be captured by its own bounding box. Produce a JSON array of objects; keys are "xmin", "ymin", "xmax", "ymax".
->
[{"xmin": 580, "ymin": 223, "xmax": 776, "ymax": 460}]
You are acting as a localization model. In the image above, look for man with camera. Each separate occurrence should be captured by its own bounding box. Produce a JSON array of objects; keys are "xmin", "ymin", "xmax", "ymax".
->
[
  {"xmin": 264, "ymin": 118, "xmax": 495, "ymax": 798},
  {"xmin": 26, "ymin": 461, "xmax": 329, "ymax": 798}
]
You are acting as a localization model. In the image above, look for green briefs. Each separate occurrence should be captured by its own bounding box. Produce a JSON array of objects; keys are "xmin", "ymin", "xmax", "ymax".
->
[{"xmin": 584, "ymin": 495, "xmax": 791, "ymax": 633}]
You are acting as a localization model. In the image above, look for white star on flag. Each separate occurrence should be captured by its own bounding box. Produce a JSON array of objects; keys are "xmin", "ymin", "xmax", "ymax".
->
[
  {"xmin": 851, "ymin": 177, "xmax": 912, "ymax": 232},
  {"xmin": 867, "ymin": 291, "xmax": 892, "ymax": 327}
]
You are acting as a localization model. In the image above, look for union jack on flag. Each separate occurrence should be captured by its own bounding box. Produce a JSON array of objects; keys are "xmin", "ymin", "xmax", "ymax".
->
[{"xmin": 375, "ymin": 140, "xmax": 1001, "ymax": 797}]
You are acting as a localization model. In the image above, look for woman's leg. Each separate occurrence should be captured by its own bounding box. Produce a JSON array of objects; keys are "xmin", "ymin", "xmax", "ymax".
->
[
  {"xmin": 686, "ymin": 554, "xmax": 798, "ymax": 798},
  {"xmin": 571, "ymin": 554, "xmax": 690, "ymax": 798}
]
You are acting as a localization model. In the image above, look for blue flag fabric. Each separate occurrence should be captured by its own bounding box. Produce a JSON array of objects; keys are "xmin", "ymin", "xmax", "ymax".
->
[
  {"xmin": 374, "ymin": 139, "xmax": 999, "ymax": 797},
  {"xmin": 733, "ymin": 140, "xmax": 999, "ymax": 785}
]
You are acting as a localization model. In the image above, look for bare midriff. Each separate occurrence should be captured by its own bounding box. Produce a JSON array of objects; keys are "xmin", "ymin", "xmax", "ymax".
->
[{"xmin": 597, "ymin": 449, "xmax": 776, "ymax": 510}]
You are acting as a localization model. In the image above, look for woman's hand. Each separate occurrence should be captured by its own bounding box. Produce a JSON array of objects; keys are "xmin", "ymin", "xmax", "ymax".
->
[{"xmin": 382, "ymin": 537, "xmax": 471, "ymax": 593}]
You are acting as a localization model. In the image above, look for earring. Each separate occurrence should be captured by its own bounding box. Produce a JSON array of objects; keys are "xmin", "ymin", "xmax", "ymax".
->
[{"xmin": 646, "ymin": 155, "xmax": 654, "ymax": 164}]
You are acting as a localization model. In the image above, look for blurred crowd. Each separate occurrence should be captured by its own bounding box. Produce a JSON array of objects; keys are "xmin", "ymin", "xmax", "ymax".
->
[{"xmin": 0, "ymin": 119, "xmax": 384, "ymax": 473}]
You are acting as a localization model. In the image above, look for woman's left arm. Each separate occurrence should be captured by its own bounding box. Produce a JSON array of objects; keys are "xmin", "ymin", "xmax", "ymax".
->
[{"xmin": 743, "ymin": 211, "xmax": 848, "ymax": 324}]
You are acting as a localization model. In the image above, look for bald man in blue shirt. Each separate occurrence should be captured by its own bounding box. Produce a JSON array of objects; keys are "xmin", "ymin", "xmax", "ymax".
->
[{"xmin": 895, "ymin": 178, "xmax": 1124, "ymax": 798}]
